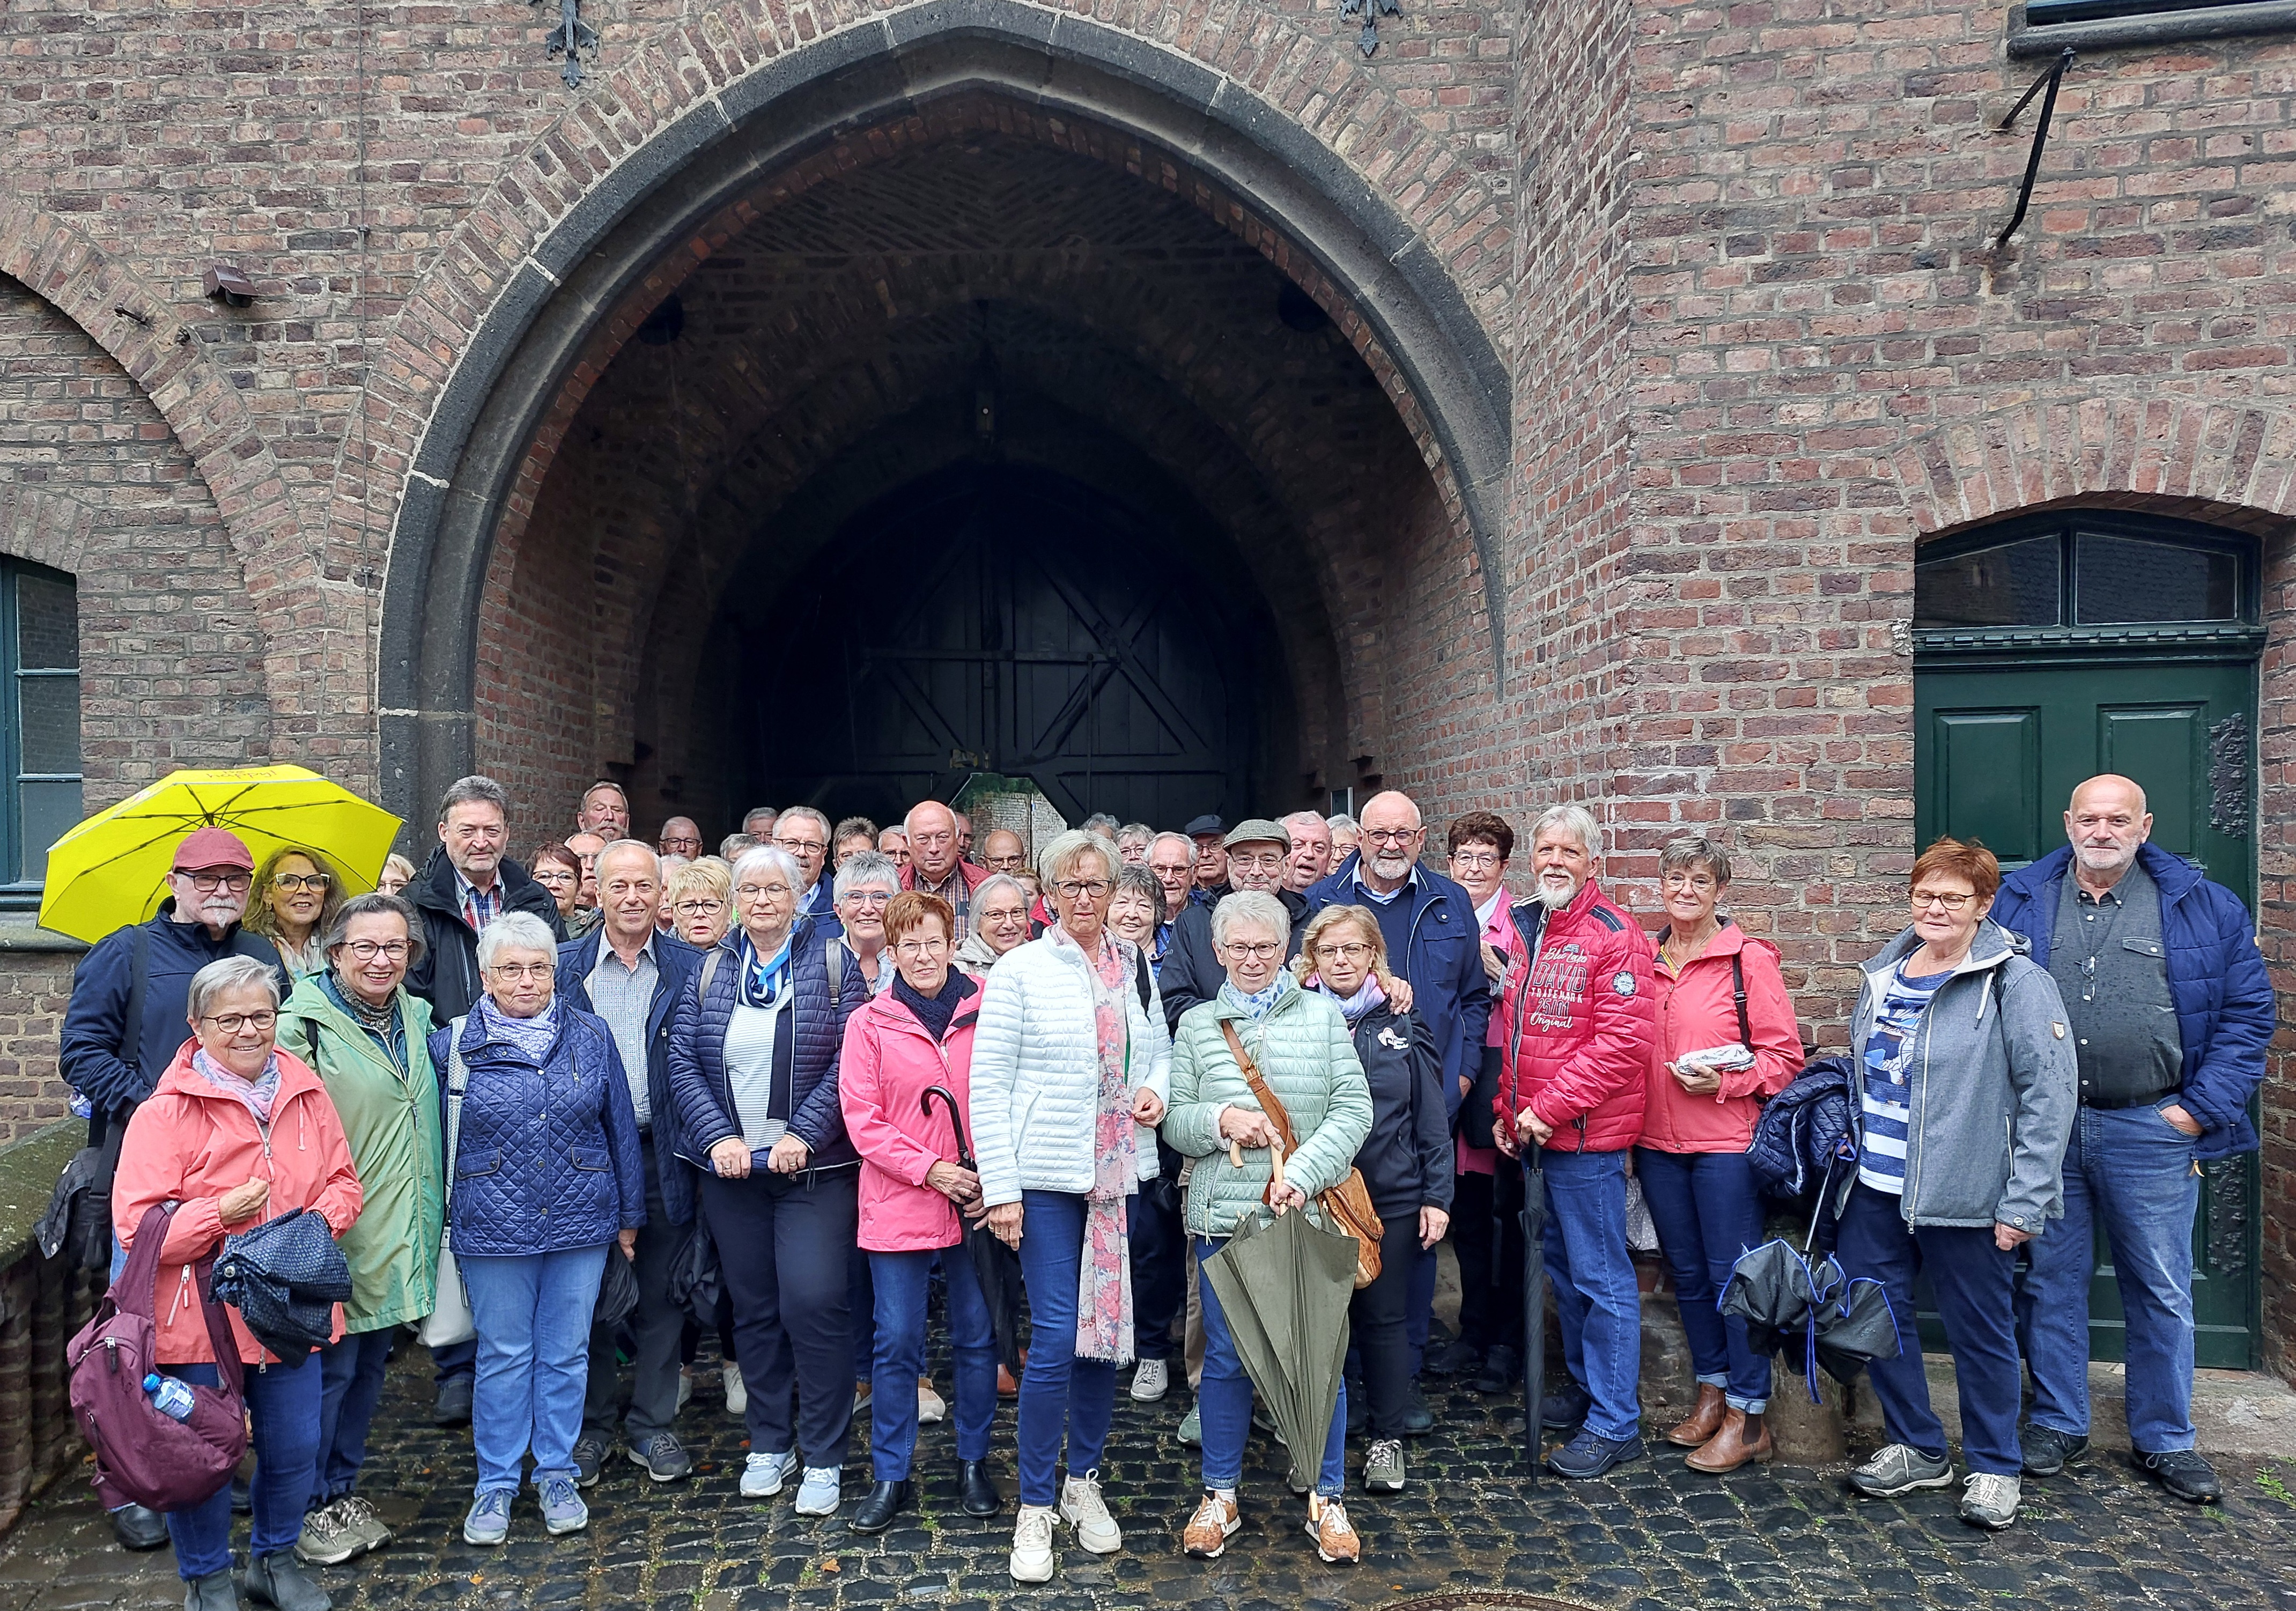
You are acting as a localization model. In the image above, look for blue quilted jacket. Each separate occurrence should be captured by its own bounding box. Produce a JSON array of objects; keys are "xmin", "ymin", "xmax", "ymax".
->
[
  {"xmin": 667, "ymin": 915, "xmax": 862, "ymax": 1173},
  {"xmin": 426, "ymin": 1007, "xmax": 647, "ymax": 1257}
]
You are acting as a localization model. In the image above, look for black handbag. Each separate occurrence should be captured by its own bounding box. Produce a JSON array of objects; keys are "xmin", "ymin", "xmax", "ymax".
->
[{"xmin": 595, "ymin": 1243, "xmax": 642, "ymax": 1328}]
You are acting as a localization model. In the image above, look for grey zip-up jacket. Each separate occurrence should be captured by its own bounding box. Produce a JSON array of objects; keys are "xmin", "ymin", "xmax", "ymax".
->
[{"xmin": 1837, "ymin": 918, "xmax": 2077, "ymax": 1235}]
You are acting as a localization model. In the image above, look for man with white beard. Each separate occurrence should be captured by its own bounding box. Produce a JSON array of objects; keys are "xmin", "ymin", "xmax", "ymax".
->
[{"xmin": 1491, "ymin": 804, "xmax": 1655, "ymax": 1480}]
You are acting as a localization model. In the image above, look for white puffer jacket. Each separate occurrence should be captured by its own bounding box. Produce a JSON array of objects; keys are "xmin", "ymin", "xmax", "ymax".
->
[{"xmin": 969, "ymin": 928, "xmax": 1172, "ymax": 1207}]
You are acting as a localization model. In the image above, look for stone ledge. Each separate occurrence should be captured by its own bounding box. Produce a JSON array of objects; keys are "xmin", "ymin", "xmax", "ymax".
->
[
  {"xmin": 0, "ymin": 1122, "xmax": 80, "ymax": 1272},
  {"xmin": 0, "ymin": 921, "xmax": 85, "ymax": 955}
]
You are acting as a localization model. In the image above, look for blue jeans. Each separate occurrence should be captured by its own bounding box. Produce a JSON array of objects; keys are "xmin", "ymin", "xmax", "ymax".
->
[
  {"xmin": 1835, "ymin": 1181, "xmax": 2022, "ymax": 1474},
  {"xmin": 868, "ymin": 1247, "xmax": 997, "ymax": 1479},
  {"xmin": 163, "ymin": 1351, "xmax": 322, "ymax": 1580},
  {"xmin": 1014, "ymin": 1189, "xmax": 1119, "ymax": 1506},
  {"xmin": 1198, "ymin": 1236, "xmax": 1347, "ymax": 1496},
  {"xmin": 1541, "ymin": 1149, "xmax": 1643, "ymax": 1442},
  {"xmin": 459, "ymin": 1244, "xmax": 610, "ymax": 1492},
  {"xmin": 312, "ymin": 1327, "xmax": 396, "ymax": 1506},
  {"xmin": 1635, "ymin": 1147, "xmax": 1771, "ymax": 1413},
  {"xmin": 2016, "ymin": 1102, "xmax": 2202, "ymax": 1453}
]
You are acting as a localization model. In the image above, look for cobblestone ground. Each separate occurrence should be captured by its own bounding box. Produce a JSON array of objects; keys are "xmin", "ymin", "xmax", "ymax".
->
[{"xmin": 6, "ymin": 1343, "xmax": 2296, "ymax": 1611}]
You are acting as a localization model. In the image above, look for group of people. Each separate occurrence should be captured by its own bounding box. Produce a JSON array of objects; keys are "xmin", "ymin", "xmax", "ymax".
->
[{"xmin": 54, "ymin": 766, "xmax": 2269, "ymax": 1608}]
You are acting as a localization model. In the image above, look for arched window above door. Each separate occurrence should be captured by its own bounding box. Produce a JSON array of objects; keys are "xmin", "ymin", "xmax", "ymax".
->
[{"xmin": 1916, "ymin": 511, "xmax": 2258, "ymax": 636}]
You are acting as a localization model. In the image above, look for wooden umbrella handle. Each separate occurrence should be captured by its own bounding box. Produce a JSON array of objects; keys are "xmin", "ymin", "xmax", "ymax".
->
[{"xmin": 1266, "ymin": 1142, "xmax": 1287, "ymax": 1210}]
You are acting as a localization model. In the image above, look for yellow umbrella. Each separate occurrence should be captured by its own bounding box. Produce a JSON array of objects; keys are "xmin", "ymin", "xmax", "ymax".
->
[{"xmin": 38, "ymin": 765, "xmax": 404, "ymax": 944}]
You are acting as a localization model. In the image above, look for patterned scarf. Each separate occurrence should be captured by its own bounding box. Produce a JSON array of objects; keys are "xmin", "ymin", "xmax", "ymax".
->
[
  {"xmin": 191, "ymin": 1048, "xmax": 282, "ymax": 1125},
  {"xmin": 477, "ymin": 995, "xmax": 558, "ymax": 1062},
  {"xmin": 735, "ymin": 928, "xmax": 795, "ymax": 1008},
  {"xmin": 1221, "ymin": 975, "xmax": 1286, "ymax": 1021},
  {"xmin": 1053, "ymin": 922, "xmax": 1138, "ymax": 1366},
  {"xmin": 1315, "ymin": 973, "xmax": 1387, "ymax": 1025}
]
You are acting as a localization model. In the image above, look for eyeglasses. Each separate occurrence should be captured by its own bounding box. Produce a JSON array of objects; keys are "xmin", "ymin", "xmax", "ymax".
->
[
  {"xmin": 661, "ymin": 838, "xmax": 702, "ymax": 854},
  {"xmin": 979, "ymin": 904, "xmax": 1030, "ymax": 925},
  {"xmin": 182, "ymin": 869, "xmax": 254, "ymax": 893},
  {"xmin": 342, "ymin": 940, "xmax": 410, "ymax": 962},
  {"xmin": 534, "ymin": 868, "xmax": 574, "ymax": 884},
  {"xmin": 736, "ymin": 883, "xmax": 795, "ymax": 900},
  {"xmin": 773, "ymin": 837, "xmax": 826, "ymax": 858},
  {"xmin": 893, "ymin": 937, "xmax": 950, "ymax": 959},
  {"xmin": 674, "ymin": 899, "xmax": 725, "ymax": 917},
  {"xmin": 840, "ymin": 890, "xmax": 894, "ymax": 908},
  {"xmin": 1312, "ymin": 941, "xmax": 1373, "ymax": 963},
  {"xmin": 1364, "ymin": 827, "xmax": 1420, "ymax": 846},
  {"xmin": 1452, "ymin": 851, "xmax": 1503, "ymax": 870},
  {"xmin": 1660, "ymin": 873, "xmax": 1719, "ymax": 893},
  {"xmin": 1229, "ymin": 851, "xmax": 1286, "ymax": 870},
  {"xmin": 1223, "ymin": 940, "xmax": 1282, "ymax": 960},
  {"xmin": 200, "ymin": 1010, "xmax": 277, "ymax": 1034},
  {"xmin": 486, "ymin": 962, "xmax": 555, "ymax": 980},
  {"xmin": 1909, "ymin": 890, "xmax": 1975, "ymax": 911},
  {"xmin": 1054, "ymin": 880, "xmax": 1111, "ymax": 899},
  {"xmin": 271, "ymin": 872, "xmax": 332, "ymax": 892}
]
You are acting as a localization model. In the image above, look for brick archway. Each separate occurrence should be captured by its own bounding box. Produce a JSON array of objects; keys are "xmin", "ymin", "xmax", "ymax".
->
[{"xmin": 374, "ymin": 3, "xmax": 1514, "ymax": 829}]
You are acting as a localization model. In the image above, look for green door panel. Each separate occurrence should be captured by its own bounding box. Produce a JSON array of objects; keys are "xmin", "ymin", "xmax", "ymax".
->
[{"xmin": 1914, "ymin": 656, "xmax": 2260, "ymax": 1370}]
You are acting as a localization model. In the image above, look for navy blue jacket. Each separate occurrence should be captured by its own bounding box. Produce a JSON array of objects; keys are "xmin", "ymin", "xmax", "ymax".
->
[
  {"xmin": 59, "ymin": 904, "xmax": 289, "ymax": 1141},
  {"xmin": 427, "ymin": 1005, "xmax": 647, "ymax": 1256},
  {"xmin": 1347, "ymin": 1000, "xmax": 1455, "ymax": 1220},
  {"xmin": 1993, "ymin": 842, "xmax": 2273, "ymax": 1161},
  {"xmin": 1157, "ymin": 888, "xmax": 1308, "ymax": 1032},
  {"xmin": 557, "ymin": 928, "xmax": 704, "ymax": 1226},
  {"xmin": 1302, "ymin": 855, "xmax": 1493, "ymax": 1123},
  {"xmin": 666, "ymin": 915, "xmax": 863, "ymax": 1174},
  {"xmin": 404, "ymin": 846, "xmax": 566, "ymax": 1024}
]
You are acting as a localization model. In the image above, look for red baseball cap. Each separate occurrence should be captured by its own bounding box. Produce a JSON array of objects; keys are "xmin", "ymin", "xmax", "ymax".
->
[{"xmin": 171, "ymin": 826, "xmax": 255, "ymax": 873}]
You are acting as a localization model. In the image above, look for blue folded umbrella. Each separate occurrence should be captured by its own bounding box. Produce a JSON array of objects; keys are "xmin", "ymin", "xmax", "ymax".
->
[{"xmin": 210, "ymin": 1207, "xmax": 351, "ymax": 1357}]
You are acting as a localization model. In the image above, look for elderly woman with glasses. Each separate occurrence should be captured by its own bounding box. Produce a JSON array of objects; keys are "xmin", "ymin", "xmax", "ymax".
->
[
  {"xmin": 831, "ymin": 852, "xmax": 903, "ymax": 1003},
  {"xmin": 245, "ymin": 845, "xmax": 345, "ymax": 978},
  {"xmin": 427, "ymin": 911, "xmax": 645, "ymax": 1548},
  {"xmin": 1636, "ymin": 836, "xmax": 1804, "ymax": 1472},
  {"xmin": 275, "ymin": 893, "xmax": 442, "ymax": 1568},
  {"xmin": 114, "ymin": 955, "xmax": 363, "ymax": 1611},
  {"xmin": 669, "ymin": 843, "xmax": 863, "ymax": 1518},
  {"xmin": 1164, "ymin": 890, "xmax": 1372, "ymax": 1566},
  {"xmin": 954, "ymin": 873, "xmax": 1035, "ymax": 979},
  {"xmin": 969, "ymin": 830, "xmax": 1169, "ymax": 1585},
  {"xmin": 664, "ymin": 857, "xmax": 734, "ymax": 950},
  {"xmin": 1838, "ymin": 837, "xmax": 2076, "ymax": 1532}
]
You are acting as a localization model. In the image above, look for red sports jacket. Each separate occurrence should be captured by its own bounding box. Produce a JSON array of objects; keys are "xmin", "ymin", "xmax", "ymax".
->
[{"xmin": 1493, "ymin": 878, "xmax": 1655, "ymax": 1153}]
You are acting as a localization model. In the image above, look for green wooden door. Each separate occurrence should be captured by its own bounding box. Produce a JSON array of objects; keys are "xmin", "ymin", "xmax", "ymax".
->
[{"xmin": 1914, "ymin": 658, "xmax": 2261, "ymax": 1369}]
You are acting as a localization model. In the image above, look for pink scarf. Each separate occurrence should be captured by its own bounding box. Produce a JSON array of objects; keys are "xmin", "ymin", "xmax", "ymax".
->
[{"xmin": 1055, "ymin": 923, "xmax": 1138, "ymax": 1365}]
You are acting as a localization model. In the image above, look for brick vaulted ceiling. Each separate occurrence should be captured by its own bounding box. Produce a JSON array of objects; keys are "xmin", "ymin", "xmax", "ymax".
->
[{"xmin": 481, "ymin": 109, "xmax": 1458, "ymax": 825}]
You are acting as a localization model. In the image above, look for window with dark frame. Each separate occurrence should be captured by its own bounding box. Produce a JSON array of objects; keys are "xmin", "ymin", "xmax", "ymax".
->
[
  {"xmin": 1, "ymin": 560, "xmax": 82, "ymax": 892},
  {"xmin": 1914, "ymin": 512, "xmax": 2258, "ymax": 633}
]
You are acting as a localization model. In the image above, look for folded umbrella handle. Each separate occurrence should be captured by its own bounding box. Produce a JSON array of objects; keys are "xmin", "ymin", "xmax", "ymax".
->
[{"xmin": 1265, "ymin": 1142, "xmax": 1288, "ymax": 1211}]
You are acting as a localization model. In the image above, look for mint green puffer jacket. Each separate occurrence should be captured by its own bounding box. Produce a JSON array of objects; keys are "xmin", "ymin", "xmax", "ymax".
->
[{"xmin": 1162, "ymin": 977, "xmax": 1373, "ymax": 1240}]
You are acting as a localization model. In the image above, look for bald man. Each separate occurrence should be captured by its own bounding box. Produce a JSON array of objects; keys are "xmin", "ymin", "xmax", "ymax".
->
[
  {"xmin": 1993, "ymin": 774, "xmax": 2270, "ymax": 1506},
  {"xmin": 898, "ymin": 800, "xmax": 991, "ymax": 940},
  {"xmin": 979, "ymin": 828, "xmax": 1028, "ymax": 876}
]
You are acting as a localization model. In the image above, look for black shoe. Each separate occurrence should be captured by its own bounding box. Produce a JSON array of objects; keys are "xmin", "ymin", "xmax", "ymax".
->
[
  {"xmin": 231, "ymin": 1474, "xmax": 253, "ymax": 1516},
  {"xmin": 2134, "ymin": 1448, "xmax": 2223, "ymax": 1504},
  {"xmin": 111, "ymin": 1502, "xmax": 169, "ymax": 1551},
  {"xmin": 241, "ymin": 1549, "xmax": 331, "ymax": 1611},
  {"xmin": 433, "ymin": 1372, "xmax": 474, "ymax": 1428},
  {"xmin": 1473, "ymin": 1344, "xmax": 1520, "ymax": 1395},
  {"xmin": 958, "ymin": 1460, "xmax": 1002, "ymax": 1517},
  {"xmin": 2018, "ymin": 1422, "xmax": 2090, "ymax": 1477},
  {"xmin": 184, "ymin": 1568, "xmax": 239, "ymax": 1611},
  {"xmin": 1425, "ymin": 1337, "xmax": 1481, "ymax": 1377},
  {"xmin": 625, "ymin": 1431, "xmax": 693, "ymax": 1483},
  {"xmin": 1400, "ymin": 1379, "xmax": 1435, "ymax": 1437},
  {"xmin": 848, "ymin": 1480, "xmax": 912, "ymax": 1533},
  {"xmin": 571, "ymin": 1430, "xmax": 610, "ymax": 1488},
  {"xmin": 1546, "ymin": 1431, "xmax": 1645, "ymax": 1481},
  {"xmin": 1540, "ymin": 1379, "xmax": 1592, "ymax": 1430}
]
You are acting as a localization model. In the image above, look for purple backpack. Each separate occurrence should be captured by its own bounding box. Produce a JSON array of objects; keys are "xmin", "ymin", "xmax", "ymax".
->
[{"xmin": 66, "ymin": 1203, "xmax": 248, "ymax": 1512}]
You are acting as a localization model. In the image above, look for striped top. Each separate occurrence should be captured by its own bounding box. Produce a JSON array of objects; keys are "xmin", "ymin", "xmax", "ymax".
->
[{"xmin": 1858, "ymin": 965, "xmax": 1952, "ymax": 1196}]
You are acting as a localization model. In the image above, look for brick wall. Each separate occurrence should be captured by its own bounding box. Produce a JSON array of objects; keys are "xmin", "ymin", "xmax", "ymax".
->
[{"xmin": 0, "ymin": 948, "xmax": 79, "ymax": 1143}]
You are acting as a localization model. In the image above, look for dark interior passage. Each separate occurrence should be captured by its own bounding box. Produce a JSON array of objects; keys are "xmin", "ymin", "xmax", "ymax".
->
[{"xmin": 735, "ymin": 460, "xmax": 1294, "ymax": 828}]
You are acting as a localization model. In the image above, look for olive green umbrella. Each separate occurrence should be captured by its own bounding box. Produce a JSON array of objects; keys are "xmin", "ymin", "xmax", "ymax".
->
[{"xmin": 1202, "ymin": 1147, "xmax": 1360, "ymax": 1496}]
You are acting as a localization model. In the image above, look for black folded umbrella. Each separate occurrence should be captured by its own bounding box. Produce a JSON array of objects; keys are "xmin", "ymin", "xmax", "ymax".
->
[
  {"xmin": 922, "ymin": 1084, "xmax": 1026, "ymax": 1375},
  {"xmin": 1719, "ymin": 1165, "xmax": 1901, "ymax": 1399},
  {"xmin": 595, "ymin": 1241, "xmax": 641, "ymax": 1328},
  {"xmin": 669, "ymin": 1216, "xmax": 723, "ymax": 1326},
  {"xmin": 1518, "ymin": 1140, "xmax": 1546, "ymax": 1484}
]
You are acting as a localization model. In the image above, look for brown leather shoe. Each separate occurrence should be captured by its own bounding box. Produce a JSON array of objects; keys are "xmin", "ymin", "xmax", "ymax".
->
[
  {"xmin": 1667, "ymin": 1383, "xmax": 1727, "ymax": 1447},
  {"xmin": 1685, "ymin": 1409, "xmax": 1774, "ymax": 1473}
]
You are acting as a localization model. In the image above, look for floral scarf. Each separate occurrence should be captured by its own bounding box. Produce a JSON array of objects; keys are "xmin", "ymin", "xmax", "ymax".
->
[
  {"xmin": 191, "ymin": 1048, "xmax": 281, "ymax": 1126},
  {"xmin": 1315, "ymin": 972, "xmax": 1387, "ymax": 1025},
  {"xmin": 1053, "ymin": 921, "xmax": 1138, "ymax": 1365},
  {"xmin": 477, "ymin": 995, "xmax": 559, "ymax": 1063}
]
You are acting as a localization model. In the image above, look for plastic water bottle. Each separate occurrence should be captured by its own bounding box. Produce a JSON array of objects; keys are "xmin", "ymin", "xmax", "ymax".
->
[
  {"xmin": 142, "ymin": 1373, "xmax": 195, "ymax": 1422},
  {"xmin": 68, "ymin": 1090, "xmax": 92, "ymax": 1120}
]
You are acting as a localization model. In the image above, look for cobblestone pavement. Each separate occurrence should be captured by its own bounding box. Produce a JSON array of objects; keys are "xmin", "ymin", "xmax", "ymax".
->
[{"xmin": 7, "ymin": 1344, "xmax": 2296, "ymax": 1611}]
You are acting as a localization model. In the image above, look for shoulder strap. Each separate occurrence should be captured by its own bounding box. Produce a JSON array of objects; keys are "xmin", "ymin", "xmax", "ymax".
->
[
  {"xmin": 1219, "ymin": 1018, "xmax": 1298, "ymax": 1154},
  {"xmin": 442, "ymin": 1017, "xmax": 470, "ymax": 1225},
  {"xmin": 123, "ymin": 923, "xmax": 152, "ymax": 1085},
  {"xmin": 825, "ymin": 938, "xmax": 844, "ymax": 1013},
  {"xmin": 1731, "ymin": 952, "xmax": 1752, "ymax": 1051},
  {"xmin": 700, "ymin": 948, "xmax": 723, "ymax": 998}
]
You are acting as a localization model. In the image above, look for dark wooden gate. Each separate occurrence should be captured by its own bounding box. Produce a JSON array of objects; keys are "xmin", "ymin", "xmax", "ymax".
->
[{"xmin": 750, "ymin": 467, "xmax": 1257, "ymax": 829}]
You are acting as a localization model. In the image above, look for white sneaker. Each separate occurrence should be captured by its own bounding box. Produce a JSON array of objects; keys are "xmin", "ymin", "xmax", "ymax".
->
[
  {"xmin": 722, "ymin": 1362, "xmax": 747, "ymax": 1418},
  {"xmin": 1129, "ymin": 1358, "xmax": 1170, "ymax": 1403},
  {"xmin": 741, "ymin": 1450, "xmax": 796, "ymax": 1498},
  {"xmin": 918, "ymin": 1376, "xmax": 947, "ymax": 1425},
  {"xmin": 794, "ymin": 1465, "xmax": 842, "ymax": 1517},
  {"xmin": 1059, "ymin": 1470, "xmax": 1121, "ymax": 1554},
  {"xmin": 1009, "ymin": 1504, "xmax": 1057, "ymax": 1583}
]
